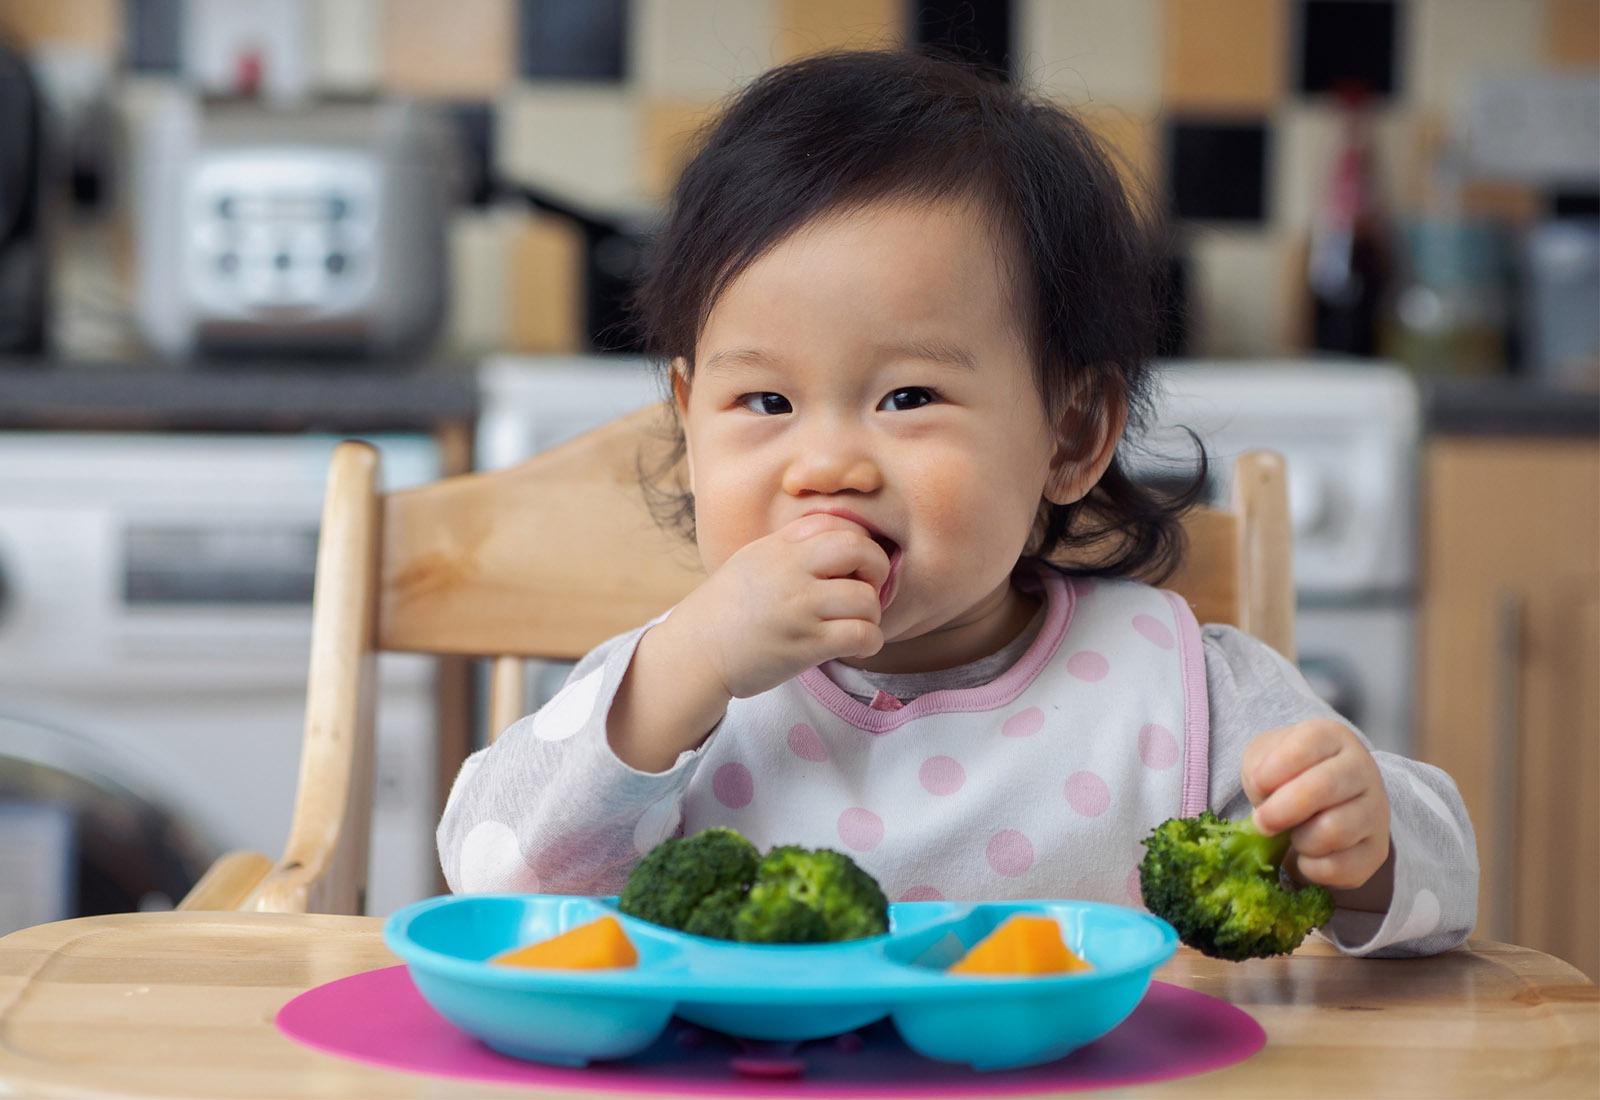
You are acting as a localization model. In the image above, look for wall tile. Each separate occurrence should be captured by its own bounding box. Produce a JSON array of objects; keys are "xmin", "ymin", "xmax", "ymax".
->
[
  {"xmin": 498, "ymin": 86, "xmax": 641, "ymax": 207},
  {"xmin": 0, "ymin": 0, "xmax": 119, "ymax": 54},
  {"xmin": 913, "ymin": 0, "xmax": 1011, "ymax": 76},
  {"xmin": 634, "ymin": 0, "xmax": 775, "ymax": 95},
  {"xmin": 1298, "ymin": 0, "xmax": 1399, "ymax": 97},
  {"xmin": 1188, "ymin": 228, "xmax": 1292, "ymax": 354},
  {"xmin": 1018, "ymin": 0, "xmax": 1161, "ymax": 108},
  {"xmin": 444, "ymin": 208, "xmax": 515, "ymax": 354},
  {"xmin": 519, "ymin": 0, "xmax": 627, "ymax": 81},
  {"xmin": 640, "ymin": 98, "xmax": 720, "ymax": 199},
  {"xmin": 1080, "ymin": 104, "xmax": 1163, "ymax": 213},
  {"xmin": 1162, "ymin": 0, "xmax": 1286, "ymax": 111},
  {"xmin": 384, "ymin": 0, "xmax": 513, "ymax": 97},
  {"xmin": 507, "ymin": 211, "xmax": 586, "ymax": 352},
  {"xmin": 772, "ymin": 0, "xmax": 903, "ymax": 64},
  {"xmin": 1167, "ymin": 117, "xmax": 1271, "ymax": 221},
  {"xmin": 311, "ymin": 0, "xmax": 381, "ymax": 91},
  {"xmin": 1409, "ymin": 0, "xmax": 1542, "ymax": 113},
  {"xmin": 1545, "ymin": 0, "xmax": 1600, "ymax": 66}
]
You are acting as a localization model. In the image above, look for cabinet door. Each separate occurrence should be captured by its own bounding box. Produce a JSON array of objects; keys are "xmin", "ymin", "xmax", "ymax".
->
[{"xmin": 1418, "ymin": 438, "xmax": 1599, "ymax": 981}]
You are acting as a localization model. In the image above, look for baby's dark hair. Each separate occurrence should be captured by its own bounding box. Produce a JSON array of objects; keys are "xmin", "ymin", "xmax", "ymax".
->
[{"xmin": 634, "ymin": 49, "xmax": 1203, "ymax": 580}]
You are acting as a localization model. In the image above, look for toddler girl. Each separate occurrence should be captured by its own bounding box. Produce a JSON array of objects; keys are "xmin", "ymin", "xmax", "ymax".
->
[{"xmin": 439, "ymin": 50, "xmax": 1476, "ymax": 957}]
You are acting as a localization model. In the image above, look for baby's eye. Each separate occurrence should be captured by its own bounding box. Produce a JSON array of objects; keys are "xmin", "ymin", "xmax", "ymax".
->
[
  {"xmin": 879, "ymin": 387, "xmax": 936, "ymax": 412},
  {"xmin": 738, "ymin": 392, "xmax": 792, "ymax": 415}
]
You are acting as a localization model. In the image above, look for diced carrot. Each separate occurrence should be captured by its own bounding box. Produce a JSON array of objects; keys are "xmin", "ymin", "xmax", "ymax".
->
[
  {"xmin": 947, "ymin": 914, "xmax": 1093, "ymax": 976},
  {"xmin": 490, "ymin": 916, "xmax": 638, "ymax": 970}
]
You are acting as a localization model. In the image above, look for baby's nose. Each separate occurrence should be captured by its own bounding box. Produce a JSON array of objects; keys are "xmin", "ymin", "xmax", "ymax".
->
[{"xmin": 781, "ymin": 424, "xmax": 882, "ymax": 495}]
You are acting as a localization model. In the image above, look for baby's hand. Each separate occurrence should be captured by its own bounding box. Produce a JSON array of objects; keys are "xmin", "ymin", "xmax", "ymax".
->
[
  {"xmin": 674, "ymin": 513, "xmax": 891, "ymax": 699},
  {"xmin": 1241, "ymin": 720, "xmax": 1391, "ymax": 895}
]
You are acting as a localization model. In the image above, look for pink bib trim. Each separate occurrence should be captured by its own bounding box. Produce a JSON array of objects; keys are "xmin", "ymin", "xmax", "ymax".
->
[{"xmin": 1162, "ymin": 590, "xmax": 1211, "ymax": 818}]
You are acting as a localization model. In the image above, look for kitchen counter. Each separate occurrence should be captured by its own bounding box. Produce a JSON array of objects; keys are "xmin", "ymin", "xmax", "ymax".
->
[
  {"xmin": 1420, "ymin": 375, "xmax": 1600, "ymax": 437},
  {"xmin": 0, "ymin": 355, "xmax": 480, "ymax": 435}
]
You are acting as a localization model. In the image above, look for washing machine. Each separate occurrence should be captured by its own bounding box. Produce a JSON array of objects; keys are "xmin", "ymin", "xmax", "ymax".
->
[{"xmin": 0, "ymin": 431, "xmax": 441, "ymax": 933}]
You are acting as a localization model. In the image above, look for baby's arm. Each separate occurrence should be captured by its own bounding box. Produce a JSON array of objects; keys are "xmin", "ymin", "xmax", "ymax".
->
[
  {"xmin": 1203, "ymin": 625, "xmax": 1479, "ymax": 957},
  {"xmin": 607, "ymin": 513, "xmax": 889, "ymax": 772},
  {"xmin": 436, "ymin": 625, "xmax": 700, "ymax": 896}
]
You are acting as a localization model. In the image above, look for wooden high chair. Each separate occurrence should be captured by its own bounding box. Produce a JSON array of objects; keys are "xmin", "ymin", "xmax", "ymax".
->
[{"xmin": 177, "ymin": 404, "xmax": 1293, "ymax": 915}]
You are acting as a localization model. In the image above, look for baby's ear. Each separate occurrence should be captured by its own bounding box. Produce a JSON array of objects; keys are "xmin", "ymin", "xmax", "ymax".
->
[
  {"xmin": 670, "ymin": 357, "xmax": 692, "ymax": 415},
  {"xmin": 669, "ymin": 357, "xmax": 695, "ymax": 492},
  {"xmin": 1044, "ymin": 382, "xmax": 1127, "ymax": 506}
]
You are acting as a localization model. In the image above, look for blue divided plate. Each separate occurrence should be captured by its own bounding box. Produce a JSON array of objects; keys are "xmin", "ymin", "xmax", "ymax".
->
[{"xmin": 383, "ymin": 894, "xmax": 1178, "ymax": 1072}]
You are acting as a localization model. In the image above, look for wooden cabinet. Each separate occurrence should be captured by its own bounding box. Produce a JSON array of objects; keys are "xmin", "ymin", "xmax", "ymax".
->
[{"xmin": 1417, "ymin": 436, "xmax": 1599, "ymax": 981}]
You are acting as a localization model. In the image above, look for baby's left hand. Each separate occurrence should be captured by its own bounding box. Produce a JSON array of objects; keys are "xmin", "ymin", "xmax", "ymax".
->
[{"xmin": 1241, "ymin": 719, "xmax": 1391, "ymax": 896}]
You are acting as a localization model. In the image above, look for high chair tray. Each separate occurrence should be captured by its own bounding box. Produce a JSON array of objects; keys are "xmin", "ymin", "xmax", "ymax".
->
[{"xmin": 383, "ymin": 894, "xmax": 1178, "ymax": 1071}]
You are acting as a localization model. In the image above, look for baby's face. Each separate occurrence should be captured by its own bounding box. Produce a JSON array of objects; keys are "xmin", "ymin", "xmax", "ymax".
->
[{"xmin": 676, "ymin": 196, "xmax": 1095, "ymax": 672}]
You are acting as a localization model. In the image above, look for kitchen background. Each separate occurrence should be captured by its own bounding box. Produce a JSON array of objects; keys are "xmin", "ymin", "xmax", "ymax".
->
[{"xmin": 0, "ymin": 0, "xmax": 1595, "ymax": 979}]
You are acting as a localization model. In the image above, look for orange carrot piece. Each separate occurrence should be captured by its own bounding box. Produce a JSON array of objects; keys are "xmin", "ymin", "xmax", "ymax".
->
[
  {"xmin": 490, "ymin": 916, "xmax": 638, "ymax": 970},
  {"xmin": 947, "ymin": 914, "xmax": 1093, "ymax": 976}
]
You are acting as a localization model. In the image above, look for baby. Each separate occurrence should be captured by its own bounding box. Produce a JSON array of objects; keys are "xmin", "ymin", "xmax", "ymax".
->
[{"xmin": 439, "ymin": 50, "xmax": 1477, "ymax": 958}]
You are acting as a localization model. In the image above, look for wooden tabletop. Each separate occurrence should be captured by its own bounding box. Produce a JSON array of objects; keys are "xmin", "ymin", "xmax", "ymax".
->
[{"xmin": 0, "ymin": 911, "xmax": 1594, "ymax": 1099}]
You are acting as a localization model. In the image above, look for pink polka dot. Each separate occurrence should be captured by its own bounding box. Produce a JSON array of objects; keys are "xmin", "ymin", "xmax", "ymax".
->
[
  {"xmin": 1066, "ymin": 651, "xmax": 1109, "ymax": 681},
  {"xmin": 1127, "ymin": 866, "xmax": 1145, "ymax": 907},
  {"xmin": 837, "ymin": 807, "xmax": 884, "ymax": 852},
  {"xmin": 1138, "ymin": 722, "xmax": 1179, "ymax": 769},
  {"xmin": 711, "ymin": 763, "xmax": 753, "ymax": 809},
  {"xmin": 919, "ymin": 755, "xmax": 965, "ymax": 796},
  {"xmin": 1132, "ymin": 613, "xmax": 1175, "ymax": 649},
  {"xmin": 1001, "ymin": 706, "xmax": 1045, "ymax": 738},
  {"xmin": 986, "ymin": 829, "xmax": 1034, "ymax": 877},
  {"xmin": 1064, "ymin": 770, "xmax": 1111, "ymax": 817},
  {"xmin": 786, "ymin": 722, "xmax": 829, "ymax": 762},
  {"xmin": 899, "ymin": 885, "xmax": 945, "ymax": 902}
]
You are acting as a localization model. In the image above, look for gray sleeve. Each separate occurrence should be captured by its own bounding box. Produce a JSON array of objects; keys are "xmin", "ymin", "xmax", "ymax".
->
[
  {"xmin": 1203, "ymin": 624, "xmax": 1479, "ymax": 957},
  {"xmin": 435, "ymin": 620, "xmax": 707, "ymax": 897}
]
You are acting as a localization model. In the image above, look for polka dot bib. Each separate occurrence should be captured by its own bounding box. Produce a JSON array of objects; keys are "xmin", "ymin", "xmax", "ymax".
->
[{"xmin": 681, "ymin": 567, "xmax": 1210, "ymax": 906}]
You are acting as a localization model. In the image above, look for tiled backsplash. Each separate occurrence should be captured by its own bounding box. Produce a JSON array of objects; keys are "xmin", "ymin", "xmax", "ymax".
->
[{"xmin": 2, "ymin": 0, "xmax": 1595, "ymax": 360}]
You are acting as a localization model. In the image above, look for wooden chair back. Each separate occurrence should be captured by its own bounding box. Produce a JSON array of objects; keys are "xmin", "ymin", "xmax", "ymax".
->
[{"xmin": 177, "ymin": 404, "xmax": 1292, "ymax": 915}]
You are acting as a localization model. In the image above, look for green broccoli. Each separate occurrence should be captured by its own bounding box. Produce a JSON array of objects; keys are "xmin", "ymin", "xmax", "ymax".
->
[
  {"xmin": 617, "ymin": 829, "xmax": 889, "ymax": 944},
  {"xmin": 617, "ymin": 826, "xmax": 760, "ymax": 931},
  {"xmin": 1138, "ymin": 810, "xmax": 1336, "ymax": 961},
  {"xmin": 681, "ymin": 884, "xmax": 747, "ymax": 940},
  {"xmin": 733, "ymin": 846, "xmax": 889, "ymax": 943}
]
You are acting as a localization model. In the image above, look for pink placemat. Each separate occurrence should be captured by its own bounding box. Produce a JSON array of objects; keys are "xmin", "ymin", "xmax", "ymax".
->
[{"xmin": 277, "ymin": 965, "xmax": 1263, "ymax": 1096}]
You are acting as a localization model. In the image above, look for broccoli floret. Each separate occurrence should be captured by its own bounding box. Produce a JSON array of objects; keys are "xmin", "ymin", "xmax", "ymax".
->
[
  {"xmin": 1138, "ymin": 810, "xmax": 1335, "ymax": 961},
  {"xmin": 617, "ymin": 826, "xmax": 760, "ymax": 931},
  {"xmin": 617, "ymin": 830, "xmax": 889, "ymax": 945},
  {"xmin": 682, "ymin": 884, "xmax": 746, "ymax": 940},
  {"xmin": 738, "ymin": 845, "xmax": 890, "ymax": 943},
  {"xmin": 733, "ymin": 880, "xmax": 831, "ymax": 943}
]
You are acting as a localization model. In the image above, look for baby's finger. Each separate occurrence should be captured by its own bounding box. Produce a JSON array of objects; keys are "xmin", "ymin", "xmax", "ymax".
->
[
  {"xmin": 1291, "ymin": 832, "xmax": 1387, "ymax": 892},
  {"xmin": 813, "ymin": 616, "xmax": 884, "ymax": 662},
  {"xmin": 1243, "ymin": 721, "xmax": 1346, "ymax": 806},
  {"xmin": 808, "ymin": 576, "xmax": 885, "ymax": 625},
  {"xmin": 1252, "ymin": 754, "xmax": 1369, "ymax": 837},
  {"xmin": 1285, "ymin": 791, "xmax": 1381, "ymax": 860},
  {"xmin": 798, "ymin": 525, "xmax": 892, "ymax": 589}
]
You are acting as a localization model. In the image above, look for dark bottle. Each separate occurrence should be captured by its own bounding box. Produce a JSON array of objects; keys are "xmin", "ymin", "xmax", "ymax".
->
[{"xmin": 1307, "ymin": 85, "xmax": 1391, "ymax": 357}]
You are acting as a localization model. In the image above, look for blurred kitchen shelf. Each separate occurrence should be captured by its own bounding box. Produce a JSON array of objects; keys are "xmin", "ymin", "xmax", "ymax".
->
[{"xmin": 0, "ymin": 356, "xmax": 480, "ymax": 436}]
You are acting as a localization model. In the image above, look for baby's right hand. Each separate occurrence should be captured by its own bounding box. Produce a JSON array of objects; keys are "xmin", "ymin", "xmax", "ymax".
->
[{"xmin": 675, "ymin": 513, "xmax": 891, "ymax": 699}]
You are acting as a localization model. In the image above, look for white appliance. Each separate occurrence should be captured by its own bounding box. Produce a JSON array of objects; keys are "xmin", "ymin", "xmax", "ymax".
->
[
  {"xmin": 133, "ymin": 94, "xmax": 450, "ymax": 359},
  {"xmin": 0, "ymin": 432, "xmax": 442, "ymax": 922},
  {"xmin": 476, "ymin": 355, "xmax": 1421, "ymax": 756}
]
